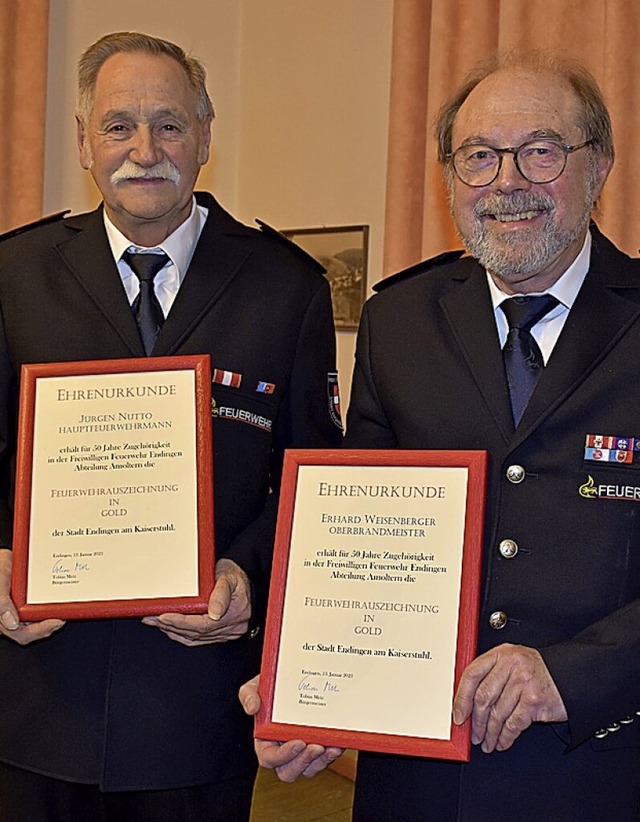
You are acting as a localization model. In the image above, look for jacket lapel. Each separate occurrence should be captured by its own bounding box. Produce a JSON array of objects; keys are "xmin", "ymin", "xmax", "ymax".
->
[
  {"xmin": 515, "ymin": 227, "xmax": 640, "ymax": 437},
  {"xmin": 441, "ymin": 261, "xmax": 515, "ymax": 443},
  {"xmin": 55, "ymin": 207, "xmax": 144, "ymax": 355},
  {"xmin": 153, "ymin": 193, "xmax": 256, "ymax": 355}
]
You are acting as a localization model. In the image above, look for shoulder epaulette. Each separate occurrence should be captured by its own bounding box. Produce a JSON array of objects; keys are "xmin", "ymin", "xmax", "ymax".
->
[
  {"xmin": 373, "ymin": 249, "xmax": 466, "ymax": 292},
  {"xmin": 0, "ymin": 210, "xmax": 70, "ymax": 243},
  {"xmin": 255, "ymin": 219, "xmax": 326, "ymax": 274}
]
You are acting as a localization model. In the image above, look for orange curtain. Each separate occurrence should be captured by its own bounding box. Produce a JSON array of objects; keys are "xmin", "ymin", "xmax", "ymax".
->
[
  {"xmin": 384, "ymin": 0, "xmax": 640, "ymax": 275},
  {"xmin": 0, "ymin": 0, "xmax": 50, "ymax": 232}
]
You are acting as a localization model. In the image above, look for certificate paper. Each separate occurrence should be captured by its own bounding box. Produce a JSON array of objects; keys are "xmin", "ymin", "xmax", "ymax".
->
[
  {"xmin": 257, "ymin": 449, "xmax": 486, "ymax": 761},
  {"xmin": 11, "ymin": 356, "xmax": 214, "ymax": 620}
]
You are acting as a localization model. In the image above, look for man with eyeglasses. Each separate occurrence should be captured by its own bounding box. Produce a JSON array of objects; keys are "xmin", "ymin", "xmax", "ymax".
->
[{"xmin": 241, "ymin": 52, "xmax": 640, "ymax": 820}]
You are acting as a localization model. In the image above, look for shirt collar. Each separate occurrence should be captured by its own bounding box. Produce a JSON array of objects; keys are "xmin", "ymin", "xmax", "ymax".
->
[
  {"xmin": 103, "ymin": 197, "xmax": 207, "ymax": 280},
  {"xmin": 486, "ymin": 230, "xmax": 592, "ymax": 310}
]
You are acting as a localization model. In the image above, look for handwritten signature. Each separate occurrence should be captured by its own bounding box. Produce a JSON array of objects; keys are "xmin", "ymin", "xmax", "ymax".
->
[
  {"xmin": 297, "ymin": 674, "xmax": 340, "ymax": 694},
  {"xmin": 52, "ymin": 560, "xmax": 91, "ymax": 575}
]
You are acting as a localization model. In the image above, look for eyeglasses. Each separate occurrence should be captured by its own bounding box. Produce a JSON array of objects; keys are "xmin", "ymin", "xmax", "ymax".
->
[{"xmin": 448, "ymin": 139, "xmax": 594, "ymax": 187}]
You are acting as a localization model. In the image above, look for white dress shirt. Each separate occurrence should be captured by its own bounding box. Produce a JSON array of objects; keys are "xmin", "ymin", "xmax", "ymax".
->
[
  {"xmin": 104, "ymin": 197, "xmax": 208, "ymax": 318},
  {"xmin": 487, "ymin": 231, "xmax": 591, "ymax": 364}
]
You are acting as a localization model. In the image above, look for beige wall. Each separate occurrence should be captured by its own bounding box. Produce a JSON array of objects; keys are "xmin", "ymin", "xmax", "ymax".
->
[{"xmin": 43, "ymin": 0, "xmax": 394, "ymax": 410}]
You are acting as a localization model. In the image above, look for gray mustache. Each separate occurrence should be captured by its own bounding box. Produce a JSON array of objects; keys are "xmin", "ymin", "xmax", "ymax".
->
[
  {"xmin": 110, "ymin": 159, "xmax": 181, "ymax": 185},
  {"xmin": 474, "ymin": 192, "xmax": 554, "ymax": 218}
]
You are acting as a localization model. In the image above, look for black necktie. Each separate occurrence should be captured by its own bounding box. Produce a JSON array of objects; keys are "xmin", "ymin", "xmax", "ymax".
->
[
  {"xmin": 123, "ymin": 251, "xmax": 169, "ymax": 355},
  {"xmin": 500, "ymin": 295, "xmax": 558, "ymax": 426}
]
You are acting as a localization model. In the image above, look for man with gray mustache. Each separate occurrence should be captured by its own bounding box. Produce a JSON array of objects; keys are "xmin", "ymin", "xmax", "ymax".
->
[
  {"xmin": 241, "ymin": 51, "xmax": 640, "ymax": 820},
  {"xmin": 0, "ymin": 30, "xmax": 340, "ymax": 822}
]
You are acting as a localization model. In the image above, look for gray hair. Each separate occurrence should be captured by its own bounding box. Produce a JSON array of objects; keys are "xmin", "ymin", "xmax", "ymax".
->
[
  {"xmin": 435, "ymin": 51, "xmax": 614, "ymax": 167},
  {"xmin": 77, "ymin": 31, "xmax": 215, "ymax": 123}
]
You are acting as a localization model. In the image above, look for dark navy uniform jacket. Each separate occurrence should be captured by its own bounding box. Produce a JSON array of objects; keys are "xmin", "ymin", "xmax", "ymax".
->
[
  {"xmin": 0, "ymin": 191, "xmax": 341, "ymax": 790},
  {"xmin": 346, "ymin": 225, "xmax": 640, "ymax": 821}
]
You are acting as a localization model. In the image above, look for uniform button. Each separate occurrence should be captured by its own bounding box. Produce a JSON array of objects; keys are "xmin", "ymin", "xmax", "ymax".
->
[
  {"xmin": 489, "ymin": 610, "xmax": 508, "ymax": 630},
  {"xmin": 594, "ymin": 728, "xmax": 609, "ymax": 739},
  {"xmin": 248, "ymin": 626, "xmax": 261, "ymax": 639},
  {"xmin": 620, "ymin": 716, "xmax": 635, "ymax": 725},
  {"xmin": 506, "ymin": 465, "xmax": 526, "ymax": 483},
  {"xmin": 606, "ymin": 723, "xmax": 621, "ymax": 733},
  {"xmin": 499, "ymin": 539, "xmax": 519, "ymax": 558}
]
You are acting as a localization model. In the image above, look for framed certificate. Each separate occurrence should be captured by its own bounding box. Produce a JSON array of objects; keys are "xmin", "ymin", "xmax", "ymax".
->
[
  {"xmin": 256, "ymin": 449, "xmax": 487, "ymax": 761},
  {"xmin": 11, "ymin": 355, "xmax": 214, "ymax": 620}
]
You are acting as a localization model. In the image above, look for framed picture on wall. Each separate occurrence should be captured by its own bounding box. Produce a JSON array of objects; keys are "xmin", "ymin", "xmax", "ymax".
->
[{"xmin": 282, "ymin": 225, "xmax": 369, "ymax": 331}]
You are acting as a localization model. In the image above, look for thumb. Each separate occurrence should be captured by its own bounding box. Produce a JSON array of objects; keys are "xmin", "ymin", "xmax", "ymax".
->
[
  {"xmin": 0, "ymin": 606, "xmax": 19, "ymax": 631},
  {"xmin": 208, "ymin": 573, "xmax": 232, "ymax": 621},
  {"xmin": 0, "ymin": 549, "xmax": 19, "ymax": 630}
]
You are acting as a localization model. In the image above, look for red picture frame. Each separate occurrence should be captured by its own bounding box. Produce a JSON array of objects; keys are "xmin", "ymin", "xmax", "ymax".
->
[
  {"xmin": 11, "ymin": 354, "xmax": 214, "ymax": 620},
  {"xmin": 256, "ymin": 448, "xmax": 486, "ymax": 761}
]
